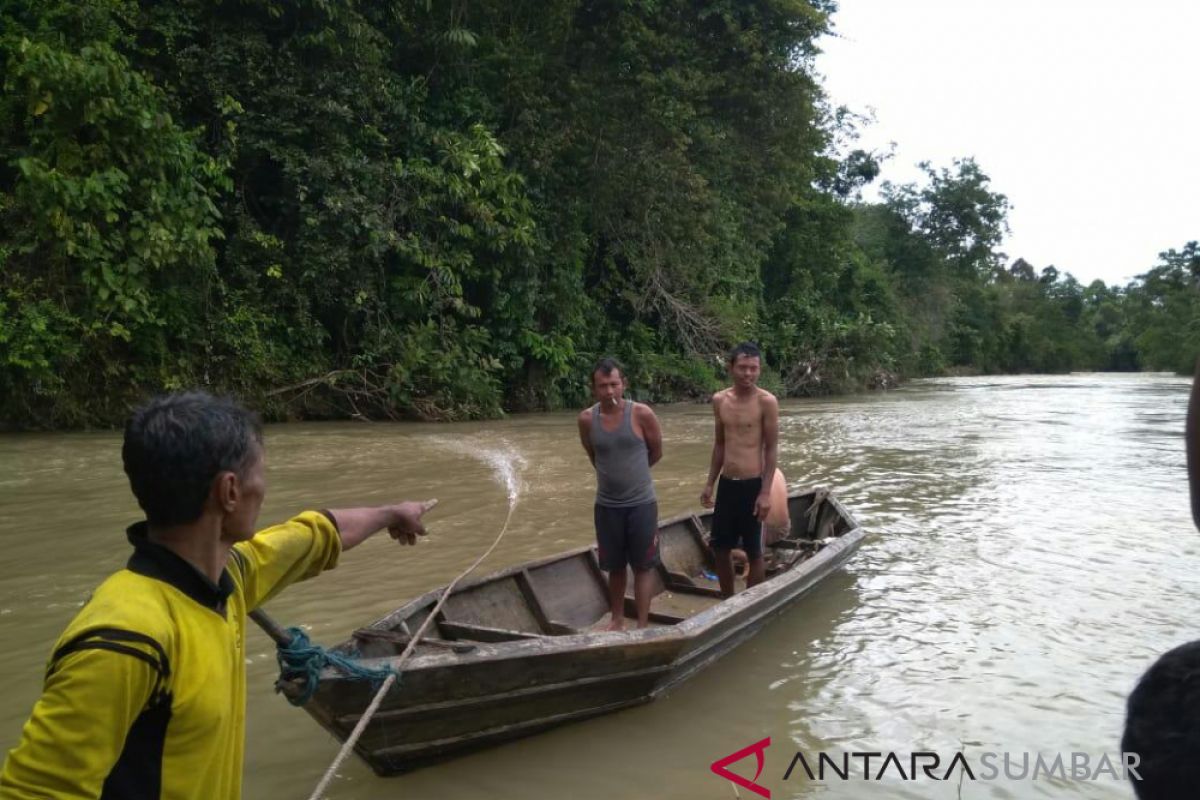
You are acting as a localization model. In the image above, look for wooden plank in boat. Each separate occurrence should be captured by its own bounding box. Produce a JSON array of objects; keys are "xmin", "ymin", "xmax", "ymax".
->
[
  {"xmin": 769, "ymin": 539, "xmax": 823, "ymax": 550},
  {"xmin": 438, "ymin": 621, "xmax": 544, "ymax": 643},
  {"xmin": 665, "ymin": 583, "xmax": 725, "ymax": 600},
  {"xmin": 441, "ymin": 577, "xmax": 543, "ymax": 634},
  {"xmin": 352, "ymin": 628, "xmax": 476, "ymax": 654},
  {"xmin": 658, "ymin": 518, "xmax": 708, "ymax": 580},
  {"xmin": 526, "ymin": 555, "xmax": 608, "ymax": 629},
  {"xmin": 514, "ymin": 570, "xmax": 560, "ymax": 634},
  {"xmin": 620, "ymin": 597, "xmax": 686, "ymax": 625},
  {"xmin": 664, "ymin": 569, "xmax": 695, "ymax": 586}
]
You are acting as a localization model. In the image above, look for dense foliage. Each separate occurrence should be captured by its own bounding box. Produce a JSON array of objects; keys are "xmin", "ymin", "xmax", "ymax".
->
[{"xmin": 1, "ymin": 0, "xmax": 1195, "ymax": 427}]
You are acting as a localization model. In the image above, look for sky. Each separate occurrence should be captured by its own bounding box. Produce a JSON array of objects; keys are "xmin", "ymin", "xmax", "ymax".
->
[{"xmin": 816, "ymin": 0, "xmax": 1200, "ymax": 286}]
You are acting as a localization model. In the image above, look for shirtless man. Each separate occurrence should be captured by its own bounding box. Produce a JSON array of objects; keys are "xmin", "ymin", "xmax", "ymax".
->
[
  {"xmin": 700, "ymin": 342, "xmax": 780, "ymax": 596},
  {"xmin": 578, "ymin": 358, "xmax": 663, "ymax": 629}
]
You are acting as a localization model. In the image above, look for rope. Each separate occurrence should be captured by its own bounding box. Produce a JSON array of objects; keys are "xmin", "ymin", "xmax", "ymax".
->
[
  {"xmin": 804, "ymin": 487, "xmax": 829, "ymax": 534},
  {"xmin": 307, "ymin": 501, "xmax": 518, "ymax": 800},
  {"xmin": 273, "ymin": 627, "xmax": 396, "ymax": 707}
]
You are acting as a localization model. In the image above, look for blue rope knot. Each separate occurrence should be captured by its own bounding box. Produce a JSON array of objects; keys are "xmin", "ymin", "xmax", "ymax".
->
[{"xmin": 274, "ymin": 626, "xmax": 398, "ymax": 707}]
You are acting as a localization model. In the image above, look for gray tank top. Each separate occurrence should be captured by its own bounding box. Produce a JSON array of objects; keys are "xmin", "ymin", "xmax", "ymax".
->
[{"xmin": 591, "ymin": 401, "xmax": 656, "ymax": 508}]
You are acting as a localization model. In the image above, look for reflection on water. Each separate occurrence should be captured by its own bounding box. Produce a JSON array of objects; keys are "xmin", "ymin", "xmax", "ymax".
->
[{"xmin": 0, "ymin": 374, "xmax": 1195, "ymax": 799}]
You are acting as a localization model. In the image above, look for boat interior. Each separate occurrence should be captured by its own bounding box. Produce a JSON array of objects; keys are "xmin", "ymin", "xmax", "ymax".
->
[{"xmin": 347, "ymin": 491, "xmax": 850, "ymax": 658}]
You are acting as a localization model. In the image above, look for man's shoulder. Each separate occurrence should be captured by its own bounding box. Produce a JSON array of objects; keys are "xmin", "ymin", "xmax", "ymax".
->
[
  {"xmin": 757, "ymin": 388, "xmax": 779, "ymax": 405},
  {"xmin": 577, "ymin": 405, "xmax": 595, "ymax": 424},
  {"xmin": 712, "ymin": 389, "xmax": 730, "ymax": 404},
  {"xmin": 57, "ymin": 571, "xmax": 177, "ymax": 649},
  {"xmin": 88, "ymin": 569, "xmax": 172, "ymax": 610},
  {"xmin": 632, "ymin": 401, "xmax": 659, "ymax": 419}
]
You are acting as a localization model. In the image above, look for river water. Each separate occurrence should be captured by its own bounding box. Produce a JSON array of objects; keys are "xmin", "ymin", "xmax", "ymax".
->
[{"xmin": 0, "ymin": 373, "xmax": 1194, "ymax": 799}]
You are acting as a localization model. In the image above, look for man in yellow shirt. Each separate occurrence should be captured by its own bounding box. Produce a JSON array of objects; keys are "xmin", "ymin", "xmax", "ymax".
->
[{"xmin": 0, "ymin": 391, "xmax": 437, "ymax": 799}]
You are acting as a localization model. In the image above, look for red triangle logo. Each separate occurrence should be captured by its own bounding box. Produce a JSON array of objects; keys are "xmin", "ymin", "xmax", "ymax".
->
[{"xmin": 711, "ymin": 737, "xmax": 772, "ymax": 799}]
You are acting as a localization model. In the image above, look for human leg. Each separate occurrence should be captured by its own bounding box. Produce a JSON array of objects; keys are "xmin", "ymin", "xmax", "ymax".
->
[
  {"xmin": 742, "ymin": 523, "xmax": 765, "ymax": 588},
  {"xmin": 712, "ymin": 476, "xmax": 762, "ymax": 596},
  {"xmin": 607, "ymin": 569, "xmax": 628, "ymax": 631},
  {"xmin": 632, "ymin": 569, "xmax": 656, "ymax": 628},
  {"xmin": 625, "ymin": 501, "xmax": 660, "ymax": 629},
  {"xmin": 746, "ymin": 556, "xmax": 766, "ymax": 587},
  {"xmin": 712, "ymin": 548, "xmax": 736, "ymax": 597},
  {"xmin": 594, "ymin": 504, "xmax": 630, "ymax": 630}
]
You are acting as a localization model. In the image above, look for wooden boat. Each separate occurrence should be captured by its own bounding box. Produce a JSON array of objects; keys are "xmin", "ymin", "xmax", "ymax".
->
[{"xmin": 294, "ymin": 488, "xmax": 864, "ymax": 774}]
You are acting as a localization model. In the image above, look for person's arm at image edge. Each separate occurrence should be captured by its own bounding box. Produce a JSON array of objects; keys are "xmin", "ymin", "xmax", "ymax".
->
[{"xmin": 1188, "ymin": 357, "xmax": 1199, "ymax": 532}]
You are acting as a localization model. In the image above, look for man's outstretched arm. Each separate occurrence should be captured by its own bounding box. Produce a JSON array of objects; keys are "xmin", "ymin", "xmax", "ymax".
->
[
  {"xmin": 235, "ymin": 501, "xmax": 440, "ymax": 610},
  {"xmin": 327, "ymin": 500, "xmax": 438, "ymax": 548}
]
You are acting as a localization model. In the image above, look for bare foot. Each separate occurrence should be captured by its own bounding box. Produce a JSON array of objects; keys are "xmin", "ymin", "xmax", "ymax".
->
[{"xmin": 606, "ymin": 616, "xmax": 625, "ymax": 632}]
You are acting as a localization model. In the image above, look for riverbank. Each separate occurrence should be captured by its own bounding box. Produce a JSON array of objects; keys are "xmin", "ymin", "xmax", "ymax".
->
[{"xmin": 9, "ymin": 361, "xmax": 1175, "ymax": 433}]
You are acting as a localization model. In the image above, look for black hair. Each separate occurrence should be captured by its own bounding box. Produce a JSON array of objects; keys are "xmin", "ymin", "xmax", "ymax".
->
[
  {"xmin": 1122, "ymin": 640, "xmax": 1200, "ymax": 798},
  {"xmin": 728, "ymin": 342, "xmax": 762, "ymax": 364},
  {"xmin": 591, "ymin": 357, "xmax": 625, "ymax": 385},
  {"xmin": 122, "ymin": 391, "xmax": 263, "ymax": 527}
]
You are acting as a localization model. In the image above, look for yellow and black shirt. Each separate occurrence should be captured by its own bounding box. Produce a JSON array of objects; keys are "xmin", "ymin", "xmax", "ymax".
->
[{"xmin": 0, "ymin": 511, "xmax": 342, "ymax": 800}]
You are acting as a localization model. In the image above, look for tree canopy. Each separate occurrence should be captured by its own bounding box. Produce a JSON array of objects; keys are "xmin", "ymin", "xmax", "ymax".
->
[{"xmin": 1, "ymin": 0, "xmax": 1194, "ymax": 427}]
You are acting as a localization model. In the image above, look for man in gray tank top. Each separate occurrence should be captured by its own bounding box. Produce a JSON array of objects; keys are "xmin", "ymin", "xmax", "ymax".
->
[{"xmin": 577, "ymin": 358, "xmax": 663, "ymax": 630}]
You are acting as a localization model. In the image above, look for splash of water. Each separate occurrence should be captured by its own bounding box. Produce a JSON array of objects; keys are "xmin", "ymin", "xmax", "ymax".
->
[
  {"xmin": 476, "ymin": 444, "xmax": 525, "ymax": 506},
  {"xmin": 433, "ymin": 437, "xmax": 526, "ymax": 507}
]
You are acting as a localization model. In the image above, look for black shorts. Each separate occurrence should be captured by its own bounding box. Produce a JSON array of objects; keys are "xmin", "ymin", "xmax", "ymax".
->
[
  {"xmin": 710, "ymin": 476, "xmax": 764, "ymax": 558},
  {"xmin": 595, "ymin": 501, "xmax": 660, "ymax": 572}
]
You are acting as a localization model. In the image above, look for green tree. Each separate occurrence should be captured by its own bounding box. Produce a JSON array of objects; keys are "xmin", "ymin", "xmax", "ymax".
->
[
  {"xmin": 1125, "ymin": 242, "xmax": 1200, "ymax": 373},
  {"xmin": 1, "ymin": 1, "xmax": 226, "ymax": 425}
]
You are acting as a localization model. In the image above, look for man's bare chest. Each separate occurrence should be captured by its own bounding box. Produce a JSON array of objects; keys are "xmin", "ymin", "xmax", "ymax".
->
[{"xmin": 720, "ymin": 401, "xmax": 761, "ymax": 435}]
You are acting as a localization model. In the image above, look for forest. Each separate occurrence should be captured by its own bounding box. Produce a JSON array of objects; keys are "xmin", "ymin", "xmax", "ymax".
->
[{"xmin": 2, "ymin": 0, "xmax": 1197, "ymax": 427}]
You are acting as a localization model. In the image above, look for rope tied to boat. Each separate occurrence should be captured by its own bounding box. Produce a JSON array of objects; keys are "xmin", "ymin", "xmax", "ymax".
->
[
  {"xmin": 804, "ymin": 486, "xmax": 830, "ymax": 533},
  {"xmin": 307, "ymin": 456, "xmax": 523, "ymax": 800},
  {"xmin": 272, "ymin": 626, "xmax": 398, "ymax": 707}
]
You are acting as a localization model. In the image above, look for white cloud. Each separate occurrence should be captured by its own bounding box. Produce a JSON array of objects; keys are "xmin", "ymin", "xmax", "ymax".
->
[{"xmin": 818, "ymin": 0, "xmax": 1200, "ymax": 286}]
